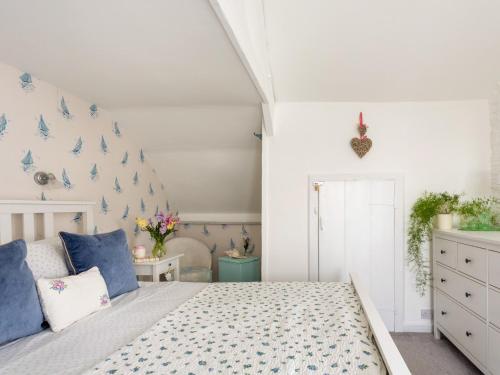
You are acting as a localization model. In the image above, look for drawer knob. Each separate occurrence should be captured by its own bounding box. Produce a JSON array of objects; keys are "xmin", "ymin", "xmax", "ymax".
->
[
  {"xmin": 440, "ymin": 250, "xmax": 446, "ymax": 254},
  {"xmin": 440, "ymin": 278, "xmax": 446, "ymax": 283},
  {"xmin": 466, "ymin": 331, "xmax": 472, "ymax": 337},
  {"xmin": 465, "ymin": 292, "xmax": 472, "ymax": 298},
  {"xmin": 465, "ymin": 258, "xmax": 472, "ymax": 264},
  {"xmin": 441, "ymin": 311, "xmax": 447, "ymax": 316}
]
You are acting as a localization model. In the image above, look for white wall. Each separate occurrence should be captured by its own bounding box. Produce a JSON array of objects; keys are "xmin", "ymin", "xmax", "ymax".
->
[{"xmin": 264, "ymin": 100, "xmax": 491, "ymax": 331}]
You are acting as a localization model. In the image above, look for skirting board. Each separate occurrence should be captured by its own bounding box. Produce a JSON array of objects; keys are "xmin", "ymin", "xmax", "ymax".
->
[{"xmin": 402, "ymin": 320, "xmax": 433, "ymax": 333}]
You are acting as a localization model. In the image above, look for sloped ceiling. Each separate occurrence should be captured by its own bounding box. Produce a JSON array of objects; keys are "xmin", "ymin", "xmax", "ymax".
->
[
  {"xmin": 0, "ymin": 0, "xmax": 263, "ymax": 215},
  {"xmin": 114, "ymin": 106, "xmax": 262, "ymax": 214},
  {"xmin": 264, "ymin": 0, "xmax": 500, "ymax": 101},
  {"xmin": 0, "ymin": 0, "xmax": 261, "ymax": 106}
]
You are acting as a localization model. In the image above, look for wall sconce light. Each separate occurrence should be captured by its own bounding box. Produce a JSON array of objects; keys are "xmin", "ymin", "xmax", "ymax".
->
[{"xmin": 34, "ymin": 171, "xmax": 56, "ymax": 186}]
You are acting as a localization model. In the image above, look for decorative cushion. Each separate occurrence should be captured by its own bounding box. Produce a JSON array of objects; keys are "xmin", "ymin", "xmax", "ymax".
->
[
  {"xmin": 36, "ymin": 267, "xmax": 110, "ymax": 332},
  {"xmin": 26, "ymin": 237, "xmax": 69, "ymax": 280},
  {"xmin": 0, "ymin": 239, "xmax": 44, "ymax": 345},
  {"xmin": 59, "ymin": 229, "xmax": 138, "ymax": 298}
]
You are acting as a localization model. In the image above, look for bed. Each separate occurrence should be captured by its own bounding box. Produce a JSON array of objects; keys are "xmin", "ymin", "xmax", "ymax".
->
[{"xmin": 0, "ymin": 200, "xmax": 410, "ymax": 375}]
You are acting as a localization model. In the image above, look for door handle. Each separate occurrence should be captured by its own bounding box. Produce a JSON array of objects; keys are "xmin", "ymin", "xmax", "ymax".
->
[
  {"xmin": 465, "ymin": 292, "xmax": 472, "ymax": 298},
  {"xmin": 466, "ymin": 331, "xmax": 472, "ymax": 337},
  {"xmin": 465, "ymin": 258, "xmax": 472, "ymax": 264},
  {"xmin": 441, "ymin": 311, "xmax": 447, "ymax": 316},
  {"xmin": 440, "ymin": 250, "xmax": 446, "ymax": 254}
]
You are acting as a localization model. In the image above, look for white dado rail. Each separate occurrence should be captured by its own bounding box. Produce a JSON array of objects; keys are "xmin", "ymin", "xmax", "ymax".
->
[
  {"xmin": 180, "ymin": 213, "xmax": 261, "ymax": 224},
  {"xmin": 433, "ymin": 229, "xmax": 500, "ymax": 374},
  {"xmin": 0, "ymin": 200, "xmax": 95, "ymax": 244}
]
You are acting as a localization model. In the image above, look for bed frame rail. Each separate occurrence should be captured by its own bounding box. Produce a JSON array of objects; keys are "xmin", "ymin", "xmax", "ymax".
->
[
  {"xmin": 350, "ymin": 273, "xmax": 411, "ymax": 375},
  {"xmin": 0, "ymin": 200, "xmax": 95, "ymax": 244}
]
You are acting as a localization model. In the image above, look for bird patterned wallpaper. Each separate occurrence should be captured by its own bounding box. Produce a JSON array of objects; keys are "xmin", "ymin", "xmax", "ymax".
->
[
  {"xmin": 0, "ymin": 62, "xmax": 167, "ymax": 247},
  {"xmin": 0, "ymin": 62, "xmax": 262, "ymax": 267}
]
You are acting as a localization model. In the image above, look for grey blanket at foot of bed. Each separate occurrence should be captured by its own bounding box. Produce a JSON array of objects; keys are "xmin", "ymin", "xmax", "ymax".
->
[{"xmin": 0, "ymin": 281, "xmax": 207, "ymax": 375}]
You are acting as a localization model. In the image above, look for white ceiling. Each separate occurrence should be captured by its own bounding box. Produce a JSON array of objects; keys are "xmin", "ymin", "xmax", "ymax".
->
[
  {"xmin": 264, "ymin": 0, "xmax": 500, "ymax": 102},
  {"xmin": 114, "ymin": 106, "xmax": 262, "ymax": 152},
  {"xmin": 0, "ymin": 0, "xmax": 261, "ymax": 107}
]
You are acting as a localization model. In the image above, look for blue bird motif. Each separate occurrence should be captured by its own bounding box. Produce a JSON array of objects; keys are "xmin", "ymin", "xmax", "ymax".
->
[
  {"xmin": 113, "ymin": 121, "xmax": 121, "ymax": 137},
  {"xmin": 38, "ymin": 115, "xmax": 50, "ymax": 139},
  {"xmin": 114, "ymin": 177, "xmax": 122, "ymax": 193},
  {"xmin": 90, "ymin": 164, "xmax": 98, "ymax": 181},
  {"xmin": 253, "ymin": 132, "xmax": 263, "ymax": 140},
  {"xmin": 21, "ymin": 150, "xmax": 34, "ymax": 172},
  {"xmin": 230, "ymin": 238, "xmax": 236, "ymax": 249},
  {"xmin": 139, "ymin": 149, "xmax": 145, "ymax": 163},
  {"xmin": 122, "ymin": 205, "xmax": 129, "ymax": 220},
  {"xmin": 202, "ymin": 225, "xmax": 209, "ymax": 236},
  {"xmin": 121, "ymin": 151, "xmax": 128, "ymax": 166},
  {"xmin": 60, "ymin": 96, "xmax": 72, "ymax": 119},
  {"xmin": 101, "ymin": 197, "xmax": 109, "ymax": 214},
  {"xmin": 241, "ymin": 224, "xmax": 248, "ymax": 236},
  {"xmin": 62, "ymin": 168, "xmax": 73, "ymax": 189},
  {"xmin": 0, "ymin": 113, "xmax": 8, "ymax": 137},
  {"xmin": 134, "ymin": 224, "xmax": 140, "ymax": 237},
  {"xmin": 40, "ymin": 192, "xmax": 47, "ymax": 201},
  {"xmin": 133, "ymin": 172, "xmax": 139, "ymax": 185},
  {"xmin": 210, "ymin": 244, "xmax": 217, "ymax": 254},
  {"xmin": 100, "ymin": 136, "xmax": 108, "ymax": 154},
  {"xmin": 72, "ymin": 212, "xmax": 82, "ymax": 224},
  {"xmin": 89, "ymin": 104, "xmax": 98, "ymax": 118},
  {"xmin": 140, "ymin": 198, "xmax": 146, "ymax": 213},
  {"xmin": 71, "ymin": 137, "xmax": 83, "ymax": 155},
  {"xmin": 149, "ymin": 183, "xmax": 154, "ymax": 196},
  {"xmin": 19, "ymin": 72, "xmax": 34, "ymax": 91}
]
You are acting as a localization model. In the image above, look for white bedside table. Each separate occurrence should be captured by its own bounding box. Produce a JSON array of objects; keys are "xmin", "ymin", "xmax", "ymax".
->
[{"xmin": 133, "ymin": 254, "xmax": 184, "ymax": 282}]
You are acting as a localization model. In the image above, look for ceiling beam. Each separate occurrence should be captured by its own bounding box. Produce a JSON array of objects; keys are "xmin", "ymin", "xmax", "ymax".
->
[{"xmin": 209, "ymin": 0, "xmax": 275, "ymax": 136}]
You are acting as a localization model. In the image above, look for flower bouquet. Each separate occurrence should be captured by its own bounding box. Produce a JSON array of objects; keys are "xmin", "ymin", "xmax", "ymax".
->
[{"xmin": 136, "ymin": 212, "xmax": 179, "ymax": 258}]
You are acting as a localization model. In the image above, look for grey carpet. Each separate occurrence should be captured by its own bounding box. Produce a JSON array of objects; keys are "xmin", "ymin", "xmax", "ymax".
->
[{"xmin": 391, "ymin": 333, "xmax": 482, "ymax": 375}]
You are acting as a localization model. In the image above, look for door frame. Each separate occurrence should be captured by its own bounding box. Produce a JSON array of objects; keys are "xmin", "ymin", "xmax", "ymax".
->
[{"xmin": 308, "ymin": 173, "xmax": 405, "ymax": 332}]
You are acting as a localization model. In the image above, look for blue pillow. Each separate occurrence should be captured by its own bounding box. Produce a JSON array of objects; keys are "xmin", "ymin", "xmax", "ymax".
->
[
  {"xmin": 59, "ymin": 229, "xmax": 138, "ymax": 298},
  {"xmin": 0, "ymin": 239, "xmax": 44, "ymax": 345}
]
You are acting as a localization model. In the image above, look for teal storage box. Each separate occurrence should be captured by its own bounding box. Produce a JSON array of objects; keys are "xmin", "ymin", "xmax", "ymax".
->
[{"xmin": 218, "ymin": 256, "xmax": 261, "ymax": 282}]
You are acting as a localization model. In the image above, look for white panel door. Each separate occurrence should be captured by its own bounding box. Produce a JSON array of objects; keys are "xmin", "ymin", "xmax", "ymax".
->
[{"xmin": 318, "ymin": 179, "xmax": 396, "ymax": 330}]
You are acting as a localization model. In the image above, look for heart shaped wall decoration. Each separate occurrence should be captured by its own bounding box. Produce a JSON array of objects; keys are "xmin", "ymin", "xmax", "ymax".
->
[{"xmin": 351, "ymin": 112, "xmax": 372, "ymax": 158}]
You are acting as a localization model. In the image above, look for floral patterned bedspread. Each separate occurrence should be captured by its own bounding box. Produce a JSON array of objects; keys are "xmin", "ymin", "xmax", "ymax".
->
[{"xmin": 87, "ymin": 282, "xmax": 386, "ymax": 375}]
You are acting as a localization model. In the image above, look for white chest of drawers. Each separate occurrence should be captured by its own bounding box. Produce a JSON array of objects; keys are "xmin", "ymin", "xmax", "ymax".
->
[{"xmin": 433, "ymin": 230, "xmax": 500, "ymax": 374}]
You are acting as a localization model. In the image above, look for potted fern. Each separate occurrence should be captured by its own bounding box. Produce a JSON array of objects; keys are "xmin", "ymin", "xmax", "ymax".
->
[{"xmin": 408, "ymin": 192, "xmax": 460, "ymax": 295}]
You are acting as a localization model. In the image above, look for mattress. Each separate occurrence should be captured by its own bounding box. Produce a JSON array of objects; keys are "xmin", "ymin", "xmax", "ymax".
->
[
  {"xmin": 88, "ymin": 282, "xmax": 385, "ymax": 375},
  {"xmin": 0, "ymin": 281, "xmax": 207, "ymax": 375}
]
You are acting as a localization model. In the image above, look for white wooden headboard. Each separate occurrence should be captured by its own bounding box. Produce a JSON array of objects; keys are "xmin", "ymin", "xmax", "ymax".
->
[{"xmin": 0, "ymin": 200, "xmax": 95, "ymax": 245}]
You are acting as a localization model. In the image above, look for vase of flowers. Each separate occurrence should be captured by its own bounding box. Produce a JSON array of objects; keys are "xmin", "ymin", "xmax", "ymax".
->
[{"xmin": 136, "ymin": 212, "xmax": 179, "ymax": 258}]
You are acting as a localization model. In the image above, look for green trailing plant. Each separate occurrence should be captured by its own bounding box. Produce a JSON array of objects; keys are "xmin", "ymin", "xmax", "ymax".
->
[
  {"xmin": 458, "ymin": 197, "xmax": 499, "ymax": 230},
  {"xmin": 408, "ymin": 192, "xmax": 460, "ymax": 295}
]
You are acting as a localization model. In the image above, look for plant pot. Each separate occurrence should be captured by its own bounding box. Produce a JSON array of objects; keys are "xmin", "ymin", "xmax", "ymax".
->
[{"xmin": 436, "ymin": 214, "xmax": 453, "ymax": 230}]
